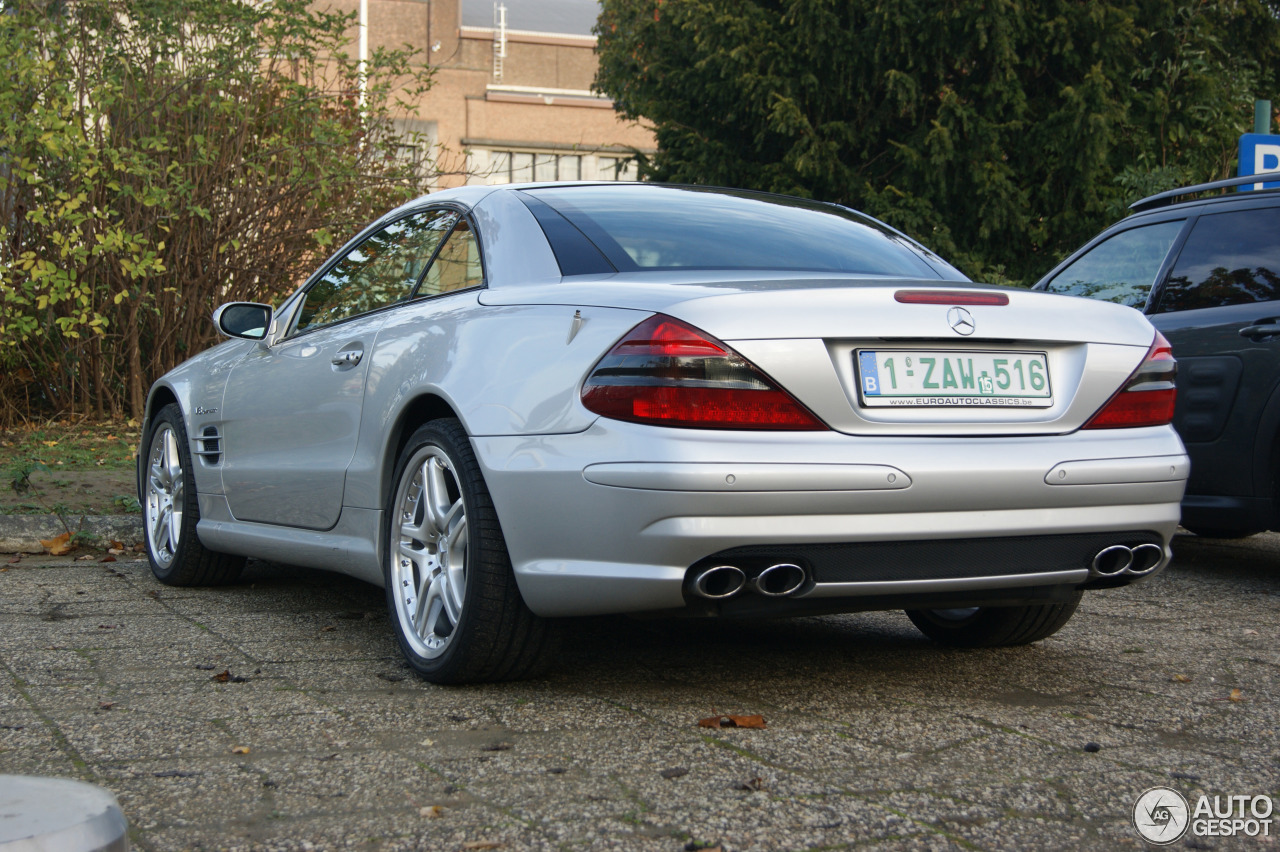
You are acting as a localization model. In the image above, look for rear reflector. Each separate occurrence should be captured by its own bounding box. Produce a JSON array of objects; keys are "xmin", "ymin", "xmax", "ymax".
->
[
  {"xmin": 1084, "ymin": 331, "xmax": 1177, "ymax": 429},
  {"xmin": 894, "ymin": 290, "xmax": 1010, "ymax": 306},
  {"xmin": 581, "ymin": 314, "xmax": 826, "ymax": 430}
]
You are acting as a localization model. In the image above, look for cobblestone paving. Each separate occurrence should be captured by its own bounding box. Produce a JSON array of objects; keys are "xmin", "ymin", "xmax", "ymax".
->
[{"xmin": 1, "ymin": 534, "xmax": 1276, "ymax": 850}]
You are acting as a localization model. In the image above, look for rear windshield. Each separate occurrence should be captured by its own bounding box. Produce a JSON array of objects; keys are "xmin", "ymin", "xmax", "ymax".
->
[{"xmin": 521, "ymin": 185, "xmax": 945, "ymax": 278}]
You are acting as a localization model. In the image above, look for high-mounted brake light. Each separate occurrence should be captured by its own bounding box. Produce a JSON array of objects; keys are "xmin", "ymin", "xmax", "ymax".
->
[
  {"xmin": 581, "ymin": 314, "xmax": 826, "ymax": 430},
  {"xmin": 894, "ymin": 290, "xmax": 1010, "ymax": 306},
  {"xmin": 1084, "ymin": 331, "xmax": 1177, "ymax": 429}
]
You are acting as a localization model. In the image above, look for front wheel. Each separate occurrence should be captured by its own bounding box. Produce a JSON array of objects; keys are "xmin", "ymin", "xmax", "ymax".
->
[
  {"xmin": 385, "ymin": 418, "xmax": 557, "ymax": 684},
  {"xmin": 142, "ymin": 404, "xmax": 245, "ymax": 586},
  {"xmin": 905, "ymin": 594, "xmax": 1082, "ymax": 647}
]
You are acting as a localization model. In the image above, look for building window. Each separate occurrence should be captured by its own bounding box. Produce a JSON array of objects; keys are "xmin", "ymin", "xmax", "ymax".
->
[
  {"xmin": 486, "ymin": 151, "xmax": 583, "ymax": 184},
  {"xmin": 596, "ymin": 156, "xmax": 638, "ymax": 181},
  {"xmin": 480, "ymin": 150, "xmax": 644, "ymax": 184}
]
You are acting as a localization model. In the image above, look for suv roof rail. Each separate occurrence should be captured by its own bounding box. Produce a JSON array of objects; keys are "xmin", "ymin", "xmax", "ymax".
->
[{"xmin": 1130, "ymin": 172, "xmax": 1280, "ymax": 213}]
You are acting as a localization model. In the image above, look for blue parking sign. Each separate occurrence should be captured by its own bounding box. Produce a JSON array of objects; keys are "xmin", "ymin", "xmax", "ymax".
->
[{"xmin": 1239, "ymin": 133, "xmax": 1280, "ymax": 191}]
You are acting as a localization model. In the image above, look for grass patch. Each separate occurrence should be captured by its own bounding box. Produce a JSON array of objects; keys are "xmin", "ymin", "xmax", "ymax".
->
[{"xmin": 1, "ymin": 419, "xmax": 140, "ymax": 472}]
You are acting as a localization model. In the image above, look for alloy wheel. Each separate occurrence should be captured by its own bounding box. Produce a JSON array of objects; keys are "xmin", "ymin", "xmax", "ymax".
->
[
  {"xmin": 390, "ymin": 445, "xmax": 469, "ymax": 659},
  {"xmin": 144, "ymin": 423, "xmax": 184, "ymax": 569}
]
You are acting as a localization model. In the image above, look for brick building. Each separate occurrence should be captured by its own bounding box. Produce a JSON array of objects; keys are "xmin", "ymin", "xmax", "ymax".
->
[{"xmin": 332, "ymin": 0, "xmax": 654, "ymax": 188}]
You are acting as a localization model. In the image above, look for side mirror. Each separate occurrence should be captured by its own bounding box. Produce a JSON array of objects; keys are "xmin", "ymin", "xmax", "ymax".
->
[{"xmin": 213, "ymin": 303, "xmax": 273, "ymax": 341}]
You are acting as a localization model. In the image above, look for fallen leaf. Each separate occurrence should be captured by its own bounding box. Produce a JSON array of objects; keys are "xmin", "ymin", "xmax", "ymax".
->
[
  {"xmin": 98, "ymin": 701, "xmax": 116, "ymax": 710},
  {"xmin": 1229, "ymin": 688, "xmax": 1245, "ymax": 702},
  {"xmin": 320, "ymin": 625, "xmax": 336, "ymax": 632},
  {"xmin": 660, "ymin": 767, "xmax": 688, "ymax": 779},
  {"xmin": 1243, "ymin": 629, "xmax": 1259, "ymax": 636},
  {"xmin": 107, "ymin": 548, "xmax": 124, "ymax": 556},
  {"xmin": 42, "ymin": 440, "xmax": 58, "ymax": 447},
  {"xmin": 210, "ymin": 669, "xmax": 250, "ymax": 683},
  {"xmin": 1172, "ymin": 674, "xmax": 1192, "ymax": 683},
  {"xmin": 109, "ymin": 540, "xmax": 124, "ymax": 550},
  {"xmin": 231, "ymin": 746, "xmax": 250, "ymax": 755},
  {"xmin": 99, "ymin": 556, "xmax": 116, "ymax": 563},
  {"xmin": 698, "ymin": 714, "xmax": 766, "ymax": 729},
  {"xmin": 420, "ymin": 805, "xmax": 444, "ymax": 818},
  {"xmin": 41, "ymin": 532, "xmax": 73, "ymax": 556},
  {"xmin": 734, "ymin": 776, "xmax": 767, "ymax": 792},
  {"xmin": 76, "ymin": 554, "xmax": 94, "ymax": 561}
]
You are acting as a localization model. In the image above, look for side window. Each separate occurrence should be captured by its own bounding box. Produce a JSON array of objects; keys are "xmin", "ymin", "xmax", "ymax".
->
[
  {"xmin": 417, "ymin": 219, "xmax": 484, "ymax": 297},
  {"xmin": 1156, "ymin": 207, "xmax": 1280, "ymax": 313},
  {"xmin": 1041, "ymin": 220, "xmax": 1183, "ymax": 308},
  {"xmin": 294, "ymin": 209, "xmax": 458, "ymax": 333}
]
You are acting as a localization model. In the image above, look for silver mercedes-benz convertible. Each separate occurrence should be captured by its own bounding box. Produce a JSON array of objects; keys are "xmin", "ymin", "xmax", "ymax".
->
[{"xmin": 138, "ymin": 183, "xmax": 1188, "ymax": 683}]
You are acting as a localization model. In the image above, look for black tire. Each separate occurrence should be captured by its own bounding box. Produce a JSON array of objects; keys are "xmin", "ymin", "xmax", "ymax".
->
[
  {"xmin": 384, "ymin": 418, "xmax": 558, "ymax": 684},
  {"xmin": 905, "ymin": 593, "xmax": 1083, "ymax": 648},
  {"xmin": 142, "ymin": 404, "xmax": 245, "ymax": 586},
  {"xmin": 1182, "ymin": 526, "xmax": 1260, "ymax": 540}
]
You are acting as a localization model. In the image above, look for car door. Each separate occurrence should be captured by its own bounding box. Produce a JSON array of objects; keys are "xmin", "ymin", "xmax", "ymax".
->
[
  {"xmin": 220, "ymin": 208, "xmax": 459, "ymax": 530},
  {"xmin": 1148, "ymin": 204, "xmax": 1280, "ymax": 513}
]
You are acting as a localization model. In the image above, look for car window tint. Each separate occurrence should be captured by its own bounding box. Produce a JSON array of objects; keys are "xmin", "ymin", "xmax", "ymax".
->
[
  {"xmin": 1157, "ymin": 207, "xmax": 1280, "ymax": 313},
  {"xmin": 1041, "ymin": 220, "xmax": 1183, "ymax": 308},
  {"xmin": 524, "ymin": 185, "xmax": 943, "ymax": 278},
  {"xmin": 294, "ymin": 209, "xmax": 457, "ymax": 333},
  {"xmin": 418, "ymin": 219, "xmax": 484, "ymax": 296}
]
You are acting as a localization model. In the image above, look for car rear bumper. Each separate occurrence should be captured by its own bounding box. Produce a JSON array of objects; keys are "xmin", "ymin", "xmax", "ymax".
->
[{"xmin": 473, "ymin": 421, "xmax": 1188, "ymax": 617}]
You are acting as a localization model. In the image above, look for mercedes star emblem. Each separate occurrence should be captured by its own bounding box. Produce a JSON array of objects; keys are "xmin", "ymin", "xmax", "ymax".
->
[{"xmin": 947, "ymin": 306, "xmax": 976, "ymax": 336}]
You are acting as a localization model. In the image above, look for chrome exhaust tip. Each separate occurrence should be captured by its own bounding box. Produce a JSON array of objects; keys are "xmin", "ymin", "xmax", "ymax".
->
[
  {"xmin": 748, "ymin": 563, "xmax": 807, "ymax": 597},
  {"xmin": 1091, "ymin": 545, "xmax": 1134, "ymax": 577},
  {"xmin": 1127, "ymin": 543, "xmax": 1165, "ymax": 575},
  {"xmin": 690, "ymin": 565, "xmax": 747, "ymax": 599}
]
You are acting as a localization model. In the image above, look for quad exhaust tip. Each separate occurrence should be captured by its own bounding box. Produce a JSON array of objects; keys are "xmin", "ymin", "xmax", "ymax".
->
[
  {"xmin": 690, "ymin": 565, "xmax": 747, "ymax": 599},
  {"xmin": 747, "ymin": 563, "xmax": 807, "ymax": 597},
  {"xmin": 1090, "ymin": 543, "xmax": 1165, "ymax": 578},
  {"xmin": 688, "ymin": 563, "xmax": 808, "ymax": 599}
]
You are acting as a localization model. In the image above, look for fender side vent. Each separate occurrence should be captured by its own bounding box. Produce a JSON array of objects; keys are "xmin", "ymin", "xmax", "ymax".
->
[{"xmin": 195, "ymin": 426, "xmax": 221, "ymax": 465}]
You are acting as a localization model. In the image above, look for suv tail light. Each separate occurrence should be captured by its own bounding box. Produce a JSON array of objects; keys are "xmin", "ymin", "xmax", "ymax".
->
[
  {"xmin": 581, "ymin": 314, "xmax": 826, "ymax": 430},
  {"xmin": 1084, "ymin": 331, "xmax": 1177, "ymax": 429}
]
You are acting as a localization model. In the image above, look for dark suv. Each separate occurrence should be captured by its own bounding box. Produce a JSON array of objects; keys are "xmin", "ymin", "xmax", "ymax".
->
[{"xmin": 1035, "ymin": 172, "xmax": 1280, "ymax": 539}]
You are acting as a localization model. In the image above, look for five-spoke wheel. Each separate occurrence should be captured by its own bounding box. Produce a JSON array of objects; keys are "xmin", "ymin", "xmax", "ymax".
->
[
  {"xmin": 145, "ymin": 421, "xmax": 185, "ymax": 571},
  {"xmin": 141, "ymin": 404, "xmax": 244, "ymax": 586},
  {"xmin": 390, "ymin": 446, "xmax": 470, "ymax": 659},
  {"xmin": 385, "ymin": 419, "xmax": 557, "ymax": 683}
]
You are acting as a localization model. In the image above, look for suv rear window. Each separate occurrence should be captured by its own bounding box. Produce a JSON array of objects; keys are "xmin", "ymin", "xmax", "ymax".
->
[
  {"xmin": 1157, "ymin": 207, "xmax": 1280, "ymax": 313},
  {"xmin": 521, "ymin": 185, "xmax": 946, "ymax": 278},
  {"xmin": 1041, "ymin": 220, "xmax": 1183, "ymax": 308}
]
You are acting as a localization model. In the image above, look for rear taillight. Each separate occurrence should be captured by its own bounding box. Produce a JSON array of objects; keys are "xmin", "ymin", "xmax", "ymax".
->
[
  {"xmin": 581, "ymin": 314, "xmax": 826, "ymax": 430},
  {"xmin": 1084, "ymin": 331, "xmax": 1177, "ymax": 429}
]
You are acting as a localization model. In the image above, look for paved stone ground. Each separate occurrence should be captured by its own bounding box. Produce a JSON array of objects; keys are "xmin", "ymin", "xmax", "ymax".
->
[{"xmin": 0, "ymin": 534, "xmax": 1276, "ymax": 851}]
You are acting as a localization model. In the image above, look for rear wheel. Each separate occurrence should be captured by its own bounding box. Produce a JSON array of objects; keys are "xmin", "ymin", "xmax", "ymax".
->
[
  {"xmin": 385, "ymin": 418, "xmax": 557, "ymax": 684},
  {"xmin": 905, "ymin": 594, "xmax": 1082, "ymax": 647},
  {"xmin": 143, "ymin": 404, "xmax": 245, "ymax": 586},
  {"xmin": 1182, "ymin": 526, "xmax": 1259, "ymax": 540}
]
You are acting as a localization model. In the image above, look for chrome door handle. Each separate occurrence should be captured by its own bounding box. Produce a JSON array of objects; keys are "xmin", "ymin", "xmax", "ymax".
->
[
  {"xmin": 1239, "ymin": 320, "xmax": 1280, "ymax": 341},
  {"xmin": 331, "ymin": 349, "xmax": 364, "ymax": 366}
]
